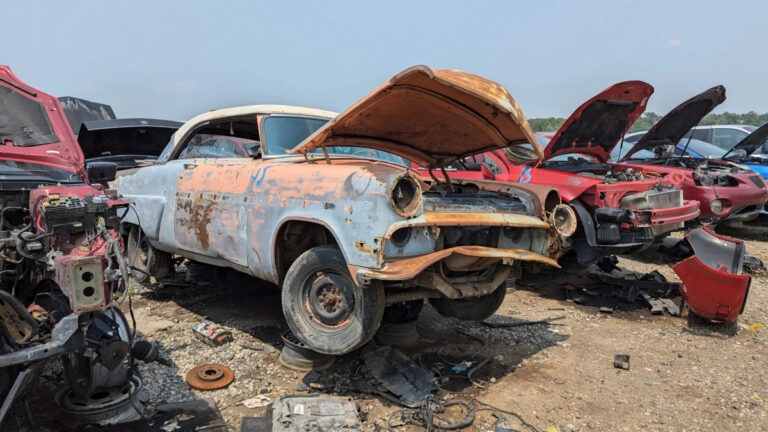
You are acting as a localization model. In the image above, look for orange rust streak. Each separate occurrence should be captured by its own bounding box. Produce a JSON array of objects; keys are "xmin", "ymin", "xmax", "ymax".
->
[{"xmin": 357, "ymin": 246, "xmax": 559, "ymax": 281}]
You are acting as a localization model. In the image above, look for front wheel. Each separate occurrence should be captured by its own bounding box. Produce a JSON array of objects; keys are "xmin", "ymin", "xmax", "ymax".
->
[
  {"xmin": 281, "ymin": 246, "xmax": 384, "ymax": 355},
  {"xmin": 429, "ymin": 284, "xmax": 506, "ymax": 321}
]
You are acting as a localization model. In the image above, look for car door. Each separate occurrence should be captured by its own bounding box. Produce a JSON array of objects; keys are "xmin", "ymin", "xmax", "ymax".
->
[{"xmin": 171, "ymin": 131, "xmax": 261, "ymax": 267}]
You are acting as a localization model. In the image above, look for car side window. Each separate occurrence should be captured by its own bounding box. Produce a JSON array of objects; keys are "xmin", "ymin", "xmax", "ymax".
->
[
  {"xmin": 176, "ymin": 133, "xmax": 258, "ymax": 160},
  {"xmin": 712, "ymin": 128, "xmax": 748, "ymax": 150}
]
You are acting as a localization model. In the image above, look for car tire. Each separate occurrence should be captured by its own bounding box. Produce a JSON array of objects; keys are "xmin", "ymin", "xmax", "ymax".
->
[
  {"xmin": 127, "ymin": 227, "xmax": 172, "ymax": 283},
  {"xmin": 429, "ymin": 284, "xmax": 506, "ymax": 321},
  {"xmin": 382, "ymin": 300, "xmax": 424, "ymax": 323},
  {"xmin": 281, "ymin": 245, "xmax": 384, "ymax": 355}
]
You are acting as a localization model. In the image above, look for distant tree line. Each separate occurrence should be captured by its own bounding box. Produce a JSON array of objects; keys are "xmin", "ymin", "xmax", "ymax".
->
[{"xmin": 528, "ymin": 111, "xmax": 768, "ymax": 133}]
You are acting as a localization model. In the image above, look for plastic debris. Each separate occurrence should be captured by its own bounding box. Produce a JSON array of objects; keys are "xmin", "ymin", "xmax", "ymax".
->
[
  {"xmin": 241, "ymin": 395, "xmax": 272, "ymax": 409},
  {"xmin": 192, "ymin": 321, "xmax": 234, "ymax": 347}
]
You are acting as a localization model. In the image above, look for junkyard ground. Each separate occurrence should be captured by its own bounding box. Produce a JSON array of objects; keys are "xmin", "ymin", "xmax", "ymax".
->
[{"xmin": 14, "ymin": 233, "xmax": 768, "ymax": 431}]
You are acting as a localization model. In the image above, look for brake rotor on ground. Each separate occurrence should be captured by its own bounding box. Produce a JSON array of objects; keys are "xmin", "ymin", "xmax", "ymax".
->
[{"xmin": 186, "ymin": 364, "xmax": 234, "ymax": 390}]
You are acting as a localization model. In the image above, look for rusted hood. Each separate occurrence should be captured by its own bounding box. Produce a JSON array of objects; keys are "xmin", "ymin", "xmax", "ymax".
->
[
  {"xmin": 288, "ymin": 65, "xmax": 542, "ymax": 168},
  {"xmin": 622, "ymin": 85, "xmax": 726, "ymax": 161},
  {"xmin": 543, "ymin": 81, "xmax": 654, "ymax": 163}
]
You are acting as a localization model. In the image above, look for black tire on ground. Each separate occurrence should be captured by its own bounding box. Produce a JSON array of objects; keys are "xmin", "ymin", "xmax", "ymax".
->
[
  {"xmin": 429, "ymin": 284, "xmax": 506, "ymax": 321},
  {"xmin": 281, "ymin": 245, "xmax": 385, "ymax": 355},
  {"xmin": 127, "ymin": 227, "xmax": 172, "ymax": 283},
  {"xmin": 382, "ymin": 300, "xmax": 424, "ymax": 323}
]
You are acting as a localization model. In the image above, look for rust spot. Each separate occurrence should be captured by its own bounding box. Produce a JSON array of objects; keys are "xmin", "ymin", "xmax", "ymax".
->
[
  {"xmin": 177, "ymin": 196, "xmax": 216, "ymax": 250},
  {"xmin": 355, "ymin": 240, "xmax": 374, "ymax": 254}
]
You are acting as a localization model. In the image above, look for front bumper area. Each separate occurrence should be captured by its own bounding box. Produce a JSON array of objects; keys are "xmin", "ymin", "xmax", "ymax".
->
[{"xmin": 351, "ymin": 245, "xmax": 559, "ymax": 282}]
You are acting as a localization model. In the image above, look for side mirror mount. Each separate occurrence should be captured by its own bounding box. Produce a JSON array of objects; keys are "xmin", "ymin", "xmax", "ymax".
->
[
  {"xmin": 247, "ymin": 142, "xmax": 262, "ymax": 159},
  {"xmin": 86, "ymin": 161, "xmax": 118, "ymax": 183}
]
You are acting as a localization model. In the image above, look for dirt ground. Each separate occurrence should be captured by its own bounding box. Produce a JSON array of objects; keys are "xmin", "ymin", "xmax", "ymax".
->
[{"xmin": 11, "ymin": 233, "xmax": 768, "ymax": 432}]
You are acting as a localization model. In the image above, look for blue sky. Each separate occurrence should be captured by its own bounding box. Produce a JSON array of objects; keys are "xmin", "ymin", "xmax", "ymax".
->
[{"xmin": 4, "ymin": 0, "xmax": 766, "ymax": 121}]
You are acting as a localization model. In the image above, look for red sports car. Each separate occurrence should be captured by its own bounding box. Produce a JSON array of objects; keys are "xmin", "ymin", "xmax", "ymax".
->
[
  {"xmin": 414, "ymin": 81, "xmax": 700, "ymax": 266},
  {"xmin": 617, "ymin": 86, "xmax": 768, "ymax": 223}
]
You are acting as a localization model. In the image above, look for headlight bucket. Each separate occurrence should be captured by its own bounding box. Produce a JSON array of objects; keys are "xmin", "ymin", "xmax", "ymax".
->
[
  {"xmin": 390, "ymin": 173, "xmax": 422, "ymax": 218},
  {"xmin": 710, "ymin": 199, "xmax": 723, "ymax": 215}
]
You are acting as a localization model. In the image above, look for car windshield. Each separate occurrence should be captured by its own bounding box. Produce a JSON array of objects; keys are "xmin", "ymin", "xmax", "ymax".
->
[
  {"xmin": 0, "ymin": 85, "xmax": 60, "ymax": 146},
  {"xmin": 262, "ymin": 116, "xmax": 408, "ymax": 166},
  {"xmin": 0, "ymin": 160, "xmax": 80, "ymax": 182},
  {"xmin": 679, "ymin": 139, "xmax": 727, "ymax": 158}
]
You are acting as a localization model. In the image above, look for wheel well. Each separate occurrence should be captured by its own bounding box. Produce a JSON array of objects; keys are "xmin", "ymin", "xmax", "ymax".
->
[{"xmin": 275, "ymin": 221, "xmax": 338, "ymax": 283}]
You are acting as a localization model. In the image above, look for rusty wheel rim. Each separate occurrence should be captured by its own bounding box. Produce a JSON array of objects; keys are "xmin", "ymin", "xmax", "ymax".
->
[
  {"xmin": 186, "ymin": 364, "xmax": 234, "ymax": 390},
  {"xmin": 306, "ymin": 272, "xmax": 355, "ymax": 327}
]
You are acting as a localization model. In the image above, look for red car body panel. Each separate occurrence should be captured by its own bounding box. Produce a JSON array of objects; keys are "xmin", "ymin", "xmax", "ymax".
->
[
  {"xmin": 618, "ymin": 161, "xmax": 767, "ymax": 220},
  {"xmin": 0, "ymin": 65, "xmax": 87, "ymax": 179},
  {"xmin": 616, "ymin": 85, "xmax": 767, "ymax": 222},
  {"xmin": 673, "ymin": 227, "xmax": 750, "ymax": 323}
]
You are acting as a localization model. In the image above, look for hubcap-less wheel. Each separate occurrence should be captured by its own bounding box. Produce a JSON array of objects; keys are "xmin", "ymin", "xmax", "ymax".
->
[
  {"xmin": 282, "ymin": 245, "xmax": 385, "ymax": 355},
  {"xmin": 307, "ymin": 273, "xmax": 355, "ymax": 326}
]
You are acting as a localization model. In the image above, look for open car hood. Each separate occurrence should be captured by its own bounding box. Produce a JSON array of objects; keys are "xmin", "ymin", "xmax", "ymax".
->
[
  {"xmin": 59, "ymin": 96, "xmax": 116, "ymax": 136},
  {"xmin": 0, "ymin": 65, "xmax": 86, "ymax": 178},
  {"xmin": 78, "ymin": 118, "xmax": 182, "ymax": 159},
  {"xmin": 288, "ymin": 65, "xmax": 541, "ymax": 168},
  {"xmin": 543, "ymin": 81, "xmax": 654, "ymax": 163},
  {"xmin": 621, "ymin": 86, "xmax": 725, "ymax": 161},
  {"xmin": 723, "ymin": 122, "xmax": 768, "ymax": 159}
]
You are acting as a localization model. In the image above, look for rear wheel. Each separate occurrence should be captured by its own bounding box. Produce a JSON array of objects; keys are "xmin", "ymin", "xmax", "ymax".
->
[
  {"xmin": 429, "ymin": 283, "xmax": 506, "ymax": 321},
  {"xmin": 281, "ymin": 246, "xmax": 384, "ymax": 355},
  {"xmin": 127, "ymin": 227, "xmax": 172, "ymax": 283}
]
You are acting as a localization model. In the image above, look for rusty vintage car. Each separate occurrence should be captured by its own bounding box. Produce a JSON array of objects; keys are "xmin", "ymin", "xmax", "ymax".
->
[{"xmin": 116, "ymin": 65, "xmax": 574, "ymax": 354}]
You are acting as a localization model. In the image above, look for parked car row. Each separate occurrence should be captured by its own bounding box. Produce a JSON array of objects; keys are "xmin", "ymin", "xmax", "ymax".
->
[{"xmin": 0, "ymin": 64, "xmax": 761, "ymax": 425}]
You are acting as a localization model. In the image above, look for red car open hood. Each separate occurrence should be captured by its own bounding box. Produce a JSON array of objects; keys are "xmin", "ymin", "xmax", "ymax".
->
[
  {"xmin": 0, "ymin": 65, "xmax": 86, "ymax": 178},
  {"xmin": 621, "ymin": 86, "xmax": 726, "ymax": 161},
  {"xmin": 289, "ymin": 65, "xmax": 542, "ymax": 169},
  {"xmin": 543, "ymin": 81, "xmax": 654, "ymax": 163}
]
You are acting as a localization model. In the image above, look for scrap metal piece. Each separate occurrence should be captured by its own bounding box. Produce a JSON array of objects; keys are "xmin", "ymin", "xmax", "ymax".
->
[
  {"xmin": 639, "ymin": 291, "xmax": 681, "ymax": 316},
  {"xmin": 56, "ymin": 375, "xmax": 145, "ymax": 426},
  {"xmin": 613, "ymin": 354, "xmax": 630, "ymax": 370},
  {"xmin": 673, "ymin": 227, "xmax": 751, "ymax": 322},
  {"xmin": 186, "ymin": 364, "xmax": 235, "ymax": 390},
  {"xmin": 271, "ymin": 395, "xmax": 361, "ymax": 432},
  {"xmin": 279, "ymin": 331, "xmax": 335, "ymax": 372},
  {"xmin": 361, "ymin": 345, "xmax": 436, "ymax": 407}
]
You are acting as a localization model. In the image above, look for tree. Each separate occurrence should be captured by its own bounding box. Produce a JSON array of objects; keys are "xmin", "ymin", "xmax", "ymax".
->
[{"xmin": 527, "ymin": 112, "xmax": 768, "ymax": 133}]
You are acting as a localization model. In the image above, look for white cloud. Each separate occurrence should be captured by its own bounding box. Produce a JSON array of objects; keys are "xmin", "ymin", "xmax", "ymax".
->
[{"xmin": 667, "ymin": 38, "xmax": 682, "ymax": 48}]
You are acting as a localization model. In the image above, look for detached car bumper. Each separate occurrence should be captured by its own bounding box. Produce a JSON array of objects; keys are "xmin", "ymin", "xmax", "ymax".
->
[{"xmin": 673, "ymin": 227, "xmax": 750, "ymax": 323}]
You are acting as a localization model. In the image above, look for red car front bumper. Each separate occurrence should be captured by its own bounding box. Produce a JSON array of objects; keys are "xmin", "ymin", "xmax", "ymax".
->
[{"xmin": 673, "ymin": 227, "xmax": 750, "ymax": 323}]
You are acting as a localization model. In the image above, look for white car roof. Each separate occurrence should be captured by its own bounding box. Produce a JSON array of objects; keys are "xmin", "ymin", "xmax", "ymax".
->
[{"xmin": 173, "ymin": 104, "xmax": 338, "ymax": 146}]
